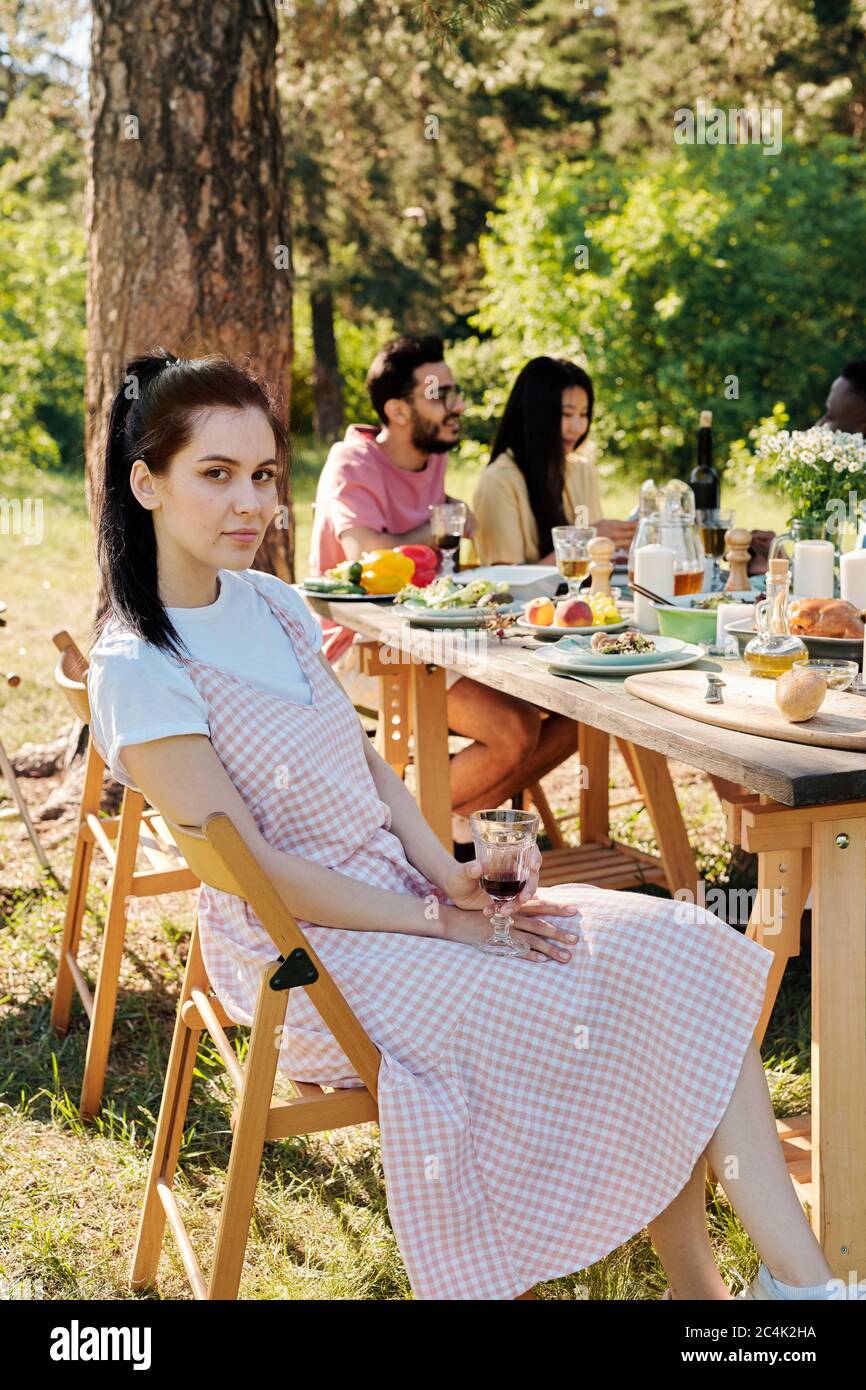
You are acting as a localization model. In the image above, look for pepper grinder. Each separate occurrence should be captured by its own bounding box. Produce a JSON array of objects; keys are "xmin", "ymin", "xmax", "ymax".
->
[
  {"xmin": 588, "ymin": 536, "xmax": 615, "ymax": 596},
  {"xmin": 724, "ymin": 527, "xmax": 752, "ymax": 593}
]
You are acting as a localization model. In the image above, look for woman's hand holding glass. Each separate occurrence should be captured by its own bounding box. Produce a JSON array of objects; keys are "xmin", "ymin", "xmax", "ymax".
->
[{"xmin": 441, "ymin": 833, "xmax": 581, "ymax": 962}]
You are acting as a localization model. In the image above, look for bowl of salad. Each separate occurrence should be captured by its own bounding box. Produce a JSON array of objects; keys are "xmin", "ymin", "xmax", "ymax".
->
[{"xmin": 394, "ymin": 575, "xmax": 523, "ymax": 626}]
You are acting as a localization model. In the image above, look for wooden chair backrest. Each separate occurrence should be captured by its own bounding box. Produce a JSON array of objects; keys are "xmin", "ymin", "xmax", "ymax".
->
[
  {"xmin": 52, "ymin": 630, "xmax": 91, "ymax": 723},
  {"xmin": 162, "ymin": 810, "xmax": 382, "ymax": 1094}
]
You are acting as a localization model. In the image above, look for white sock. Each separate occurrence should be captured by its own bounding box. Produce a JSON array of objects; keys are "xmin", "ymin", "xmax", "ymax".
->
[{"xmin": 764, "ymin": 1266, "xmax": 835, "ymax": 1300}]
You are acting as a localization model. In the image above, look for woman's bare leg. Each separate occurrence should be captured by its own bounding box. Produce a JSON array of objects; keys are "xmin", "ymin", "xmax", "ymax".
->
[
  {"xmin": 649, "ymin": 1038, "xmax": 832, "ymax": 1297},
  {"xmin": 704, "ymin": 1038, "xmax": 832, "ymax": 1287},
  {"xmin": 647, "ymin": 1155, "xmax": 731, "ymax": 1299}
]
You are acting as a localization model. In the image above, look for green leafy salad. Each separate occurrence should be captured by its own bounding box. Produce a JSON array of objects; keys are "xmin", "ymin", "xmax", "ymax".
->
[{"xmin": 395, "ymin": 576, "xmax": 513, "ymax": 609}]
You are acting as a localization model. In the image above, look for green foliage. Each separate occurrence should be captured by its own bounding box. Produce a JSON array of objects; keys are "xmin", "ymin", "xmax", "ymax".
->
[
  {"xmin": 0, "ymin": 42, "xmax": 86, "ymax": 473},
  {"xmin": 472, "ymin": 139, "xmax": 866, "ymax": 478},
  {"xmin": 0, "ymin": 186, "xmax": 85, "ymax": 469},
  {"xmin": 291, "ymin": 292, "xmax": 397, "ymax": 433},
  {"xmin": 725, "ymin": 403, "xmax": 791, "ymax": 498},
  {"xmin": 413, "ymin": 0, "xmax": 521, "ymax": 39}
]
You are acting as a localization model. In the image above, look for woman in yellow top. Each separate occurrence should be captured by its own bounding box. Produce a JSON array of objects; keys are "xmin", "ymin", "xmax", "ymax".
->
[{"xmin": 473, "ymin": 358, "xmax": 635, "ymax": 566}]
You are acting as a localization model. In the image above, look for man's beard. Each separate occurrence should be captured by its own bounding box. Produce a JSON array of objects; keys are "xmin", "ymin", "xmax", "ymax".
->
[{"xmin": 409, "ymin": 404, "xmax": 461, "ymax": 454}]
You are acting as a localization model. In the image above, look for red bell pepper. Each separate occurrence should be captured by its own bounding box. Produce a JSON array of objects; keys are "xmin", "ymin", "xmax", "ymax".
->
[{"xmin": 393, "ymin": 543, "xmax": 439, "ymax": 587}]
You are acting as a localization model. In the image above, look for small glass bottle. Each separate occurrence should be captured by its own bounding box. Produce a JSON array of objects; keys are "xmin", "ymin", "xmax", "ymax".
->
[{"xmin": 743, "ymin": 557, "xmax": 809, "ymax": 678}]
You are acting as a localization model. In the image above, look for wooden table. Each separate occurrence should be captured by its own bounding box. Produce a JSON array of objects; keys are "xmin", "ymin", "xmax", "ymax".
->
[{"xmin": 304, "ymin": 594, "xmax": 866, "ymax": 1280}]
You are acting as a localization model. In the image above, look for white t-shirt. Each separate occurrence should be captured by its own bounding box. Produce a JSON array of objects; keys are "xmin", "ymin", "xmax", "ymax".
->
[{"xmin": 87, "ymin": 568, "xmax": 323, "ymax": 791}]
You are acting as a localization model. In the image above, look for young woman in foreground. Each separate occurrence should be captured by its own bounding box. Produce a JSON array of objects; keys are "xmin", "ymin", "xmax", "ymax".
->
[{"xmin": 87, "ymin": 350, "xmax": 835, "ymax": 1302}]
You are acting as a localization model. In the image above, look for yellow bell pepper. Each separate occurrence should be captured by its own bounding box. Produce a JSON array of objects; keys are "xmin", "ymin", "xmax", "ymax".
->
[{"xmin": 359, "ymin": 548, "xmax": 416, "ymax": 595}]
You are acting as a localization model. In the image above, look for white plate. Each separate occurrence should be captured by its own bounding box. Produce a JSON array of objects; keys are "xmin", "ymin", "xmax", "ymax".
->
[
  {"xmin": 549, "ymin": 633, "xmax": 687, "ymax": 667},
  {"xmin": 300, "ymin": 586, "xmax": 399, "ymax": 602},
  {"xmin": 454, "ymin": 565, "xmax": 560, "ymax": 590},
  {"xmin": 394, "ymin": 600, "xmax": 524, "ymax": 628},
  {"xmin": 513, "ymin": 617, "xmax": 630, "ymax": 641},
  {"xmin": 536, "ymin": 640, "xmax": 706, "ymax": 677}
]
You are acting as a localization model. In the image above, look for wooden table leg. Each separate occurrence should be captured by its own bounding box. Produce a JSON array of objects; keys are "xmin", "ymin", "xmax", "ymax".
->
[
  {"xmin": 707, "ymin": 774, "xmax": 749, "ymax": 808},
  {"xmin": 811, "ymin": 813, "xmax": 866, "ymax": 1280},
  {"xmin": 409, "ymin": 663, "xmax": 452, "ymax": 850},
  {"xmin": 746, "ymin": 845, "xmax": 809, "ymax": 1048},
  {"xmin": 621, "ymin": 741, "xmax": 699, "ymax": 900},
  {"xmin": 578, "ymin": 724, "xmax": 610, "ymax": 844},
  {"xmin": 357, "ymin": 640, "xmax": 413, "ymax": 778}
]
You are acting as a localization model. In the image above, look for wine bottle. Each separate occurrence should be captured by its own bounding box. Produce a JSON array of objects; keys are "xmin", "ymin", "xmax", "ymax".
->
[{"xmin": 689, "ymin": 409, "xmax": 720, "ymax": 512}]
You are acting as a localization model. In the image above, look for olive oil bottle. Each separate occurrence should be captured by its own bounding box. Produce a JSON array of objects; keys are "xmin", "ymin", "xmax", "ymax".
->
[{"xmin": 743, "ymin": 557, "xmax": 809, "ymax": 678}]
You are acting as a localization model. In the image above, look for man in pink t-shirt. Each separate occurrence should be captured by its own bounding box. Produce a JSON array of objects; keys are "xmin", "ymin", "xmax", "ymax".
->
[
  {"xmin": 310, "ymin": 421, "xmax": 451, "ymax": 664},
  {"xmin": 308, "ymin": 333, "xmax": 576, "ymax": 852}
]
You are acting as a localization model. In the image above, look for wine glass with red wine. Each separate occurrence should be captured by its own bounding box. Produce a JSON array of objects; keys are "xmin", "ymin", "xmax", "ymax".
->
[
  {"xmin": 429, "ymin": 501, "xmax": 467, "ymax": 576},
  {"xmin": 469, "ymin": 809, "xmax": 540, "ymax": 957}
]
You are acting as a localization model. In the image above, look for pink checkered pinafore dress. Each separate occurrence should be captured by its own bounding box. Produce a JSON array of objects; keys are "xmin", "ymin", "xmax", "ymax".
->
[{"xmin": 175, "ymin": 572, "xmax": 774, "ymax": 1301}]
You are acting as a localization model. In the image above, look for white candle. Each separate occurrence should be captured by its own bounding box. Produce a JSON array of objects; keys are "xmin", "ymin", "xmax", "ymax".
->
[
  {"xmin": 841, "ymin": 547, "xmax": 866, "ymax": 610},
  {"xmin": 634, "ymin": 543, "xmax": 675, "ymax": 633},
  {"xmin": 715, "ymin": 601, "xmax": 756, "ymax": 653},
  {"xmin": 792, "ymin": 540, "xmax": 835, "ymax": 599}
]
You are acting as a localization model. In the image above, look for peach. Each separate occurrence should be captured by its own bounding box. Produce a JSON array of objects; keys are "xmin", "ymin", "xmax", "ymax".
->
[
  {"xmin": 554, "ymin": 598, "xmax": 593, "ymax": 627},
  {"xmin": 525, "ymin": 597, "xmax": 555, "ymax": 626}
]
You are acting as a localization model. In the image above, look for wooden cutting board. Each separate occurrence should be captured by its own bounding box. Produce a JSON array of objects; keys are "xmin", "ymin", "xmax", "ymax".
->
[{"xmin": 623, "ymin": 668, "xmax": 866, "ymax": 749}]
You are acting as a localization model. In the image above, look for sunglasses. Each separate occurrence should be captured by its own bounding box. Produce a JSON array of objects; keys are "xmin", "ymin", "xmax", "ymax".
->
[{"xmin": 412, "ymin": 383, "xmax": 464, "ymax": 411}]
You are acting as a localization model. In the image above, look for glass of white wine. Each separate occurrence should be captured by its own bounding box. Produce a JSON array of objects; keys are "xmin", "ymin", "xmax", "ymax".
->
[{"xmin": 551, "ymin": 525, "xmax": 596, "ymax": 597}]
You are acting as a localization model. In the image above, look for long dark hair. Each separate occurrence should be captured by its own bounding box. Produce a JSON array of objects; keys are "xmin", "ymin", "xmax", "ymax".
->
[
  {"xmin": 92, "ymin": 348, "xmax": 288, "ymax": 659},
  {"xmin": 488, "ymin": 357, "xmax": 594, "ymax": 558}
]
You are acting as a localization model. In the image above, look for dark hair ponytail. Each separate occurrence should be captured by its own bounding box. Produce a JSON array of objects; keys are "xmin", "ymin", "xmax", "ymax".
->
[
  {"xmin": 92, "ymin": 347, "xmax": 287, "ymax": 659},
  {"xmin": 488, "ymin": 357, "xmax": 594, "ymax": 558}
]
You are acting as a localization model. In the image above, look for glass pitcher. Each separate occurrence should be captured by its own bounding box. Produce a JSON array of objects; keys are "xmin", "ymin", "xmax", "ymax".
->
[
  {"xmin": 743, "ymin": 558, "xmax": 808, "ymax": 678},
  {"xmin": 769, "ymin": 517, "xmax": 828, "ymax": 566},
  {"xmin": 657, "ymin": 481, "xmax": 706, "ymax": 595},
  {"xmin": 626, "ymin": 506, "xmax": 660, "ymax": 587}
]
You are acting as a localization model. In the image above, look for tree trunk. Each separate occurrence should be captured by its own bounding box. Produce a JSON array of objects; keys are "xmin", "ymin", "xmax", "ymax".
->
[
  {"xmin": 310, "ymin": 283, "xmax": 345, "ymax": 444},
  {"xmin": 302, "ymin": 160, "xmax": 344, "ymax": 444},
  {"xmin": 86, "ymin": 0, "xmax": 294, "ymax": 582}
]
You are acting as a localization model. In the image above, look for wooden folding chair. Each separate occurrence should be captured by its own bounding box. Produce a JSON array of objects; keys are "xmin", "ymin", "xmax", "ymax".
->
[
  {"xmin": 0, "ymin": 718, "xmax": 56, "ymax": 880},
  {"xmin": 129, "ymin": 809, "xmax": 381, "ymax": 1300},
  {"xmin": 131, "ymin": 808, "xmax": 542, "ymax": 1300},
  {"xmin": 50, "ymin": 630, "xmax": 199, "ymax": 1117}
]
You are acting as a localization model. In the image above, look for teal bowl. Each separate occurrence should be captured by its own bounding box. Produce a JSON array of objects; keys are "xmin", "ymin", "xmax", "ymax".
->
[
  {"xmin": 652, "ymin": 591, "xmax": 755, "ymax": 644},
  {"xmin": 652, "ymin": 603, "xmax": 717, "ymax": 644}
]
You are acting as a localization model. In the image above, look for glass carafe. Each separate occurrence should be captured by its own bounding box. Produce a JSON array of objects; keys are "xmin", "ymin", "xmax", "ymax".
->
[
  {"xmin": 743, "ymin": 558, "xmax": 808, "ymax": 678},
  {"xmin": 627, "ymin": 505, "xmax": 660, "ymax": 587},
  {"xmin": 769, "ymin": 517, "xmax": 829, "ymax": 566},
  {"xmin": 657, "ymin": 482, "xmax": 705, "ymax": 595}
]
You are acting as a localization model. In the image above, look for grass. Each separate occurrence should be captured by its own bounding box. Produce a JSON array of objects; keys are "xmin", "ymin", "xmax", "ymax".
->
[{"xmin": 0, "ymin": 449, "xmax": 812, "ymax": 1299}]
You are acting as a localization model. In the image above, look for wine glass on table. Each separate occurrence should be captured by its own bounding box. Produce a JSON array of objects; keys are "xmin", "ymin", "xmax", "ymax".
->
[
  {"xmin": 697, "ymin": 509, "xmax": 733, "ymax": 592},
  {"xmin": 469, "ymin": 809, "xmax": 540, "ymax": 957},
  {"xmin": 429, "ymin": 501, "xmax": 467, "ymax": 577},
  {"xmin": 551, "ymin": 525, "xmax": 597, "ymax": 597}
]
